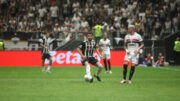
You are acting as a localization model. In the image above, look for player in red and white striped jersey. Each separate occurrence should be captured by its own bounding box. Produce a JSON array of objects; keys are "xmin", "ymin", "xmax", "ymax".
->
[{"xmin": 120, "ymin": 25, "xmax": 144, "ymax": 84}]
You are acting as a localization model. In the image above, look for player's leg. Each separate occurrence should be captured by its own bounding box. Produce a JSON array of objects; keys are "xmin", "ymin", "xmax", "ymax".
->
[
  {"xmin": 41, "ymin": 54, "xmax": 46, "ymax": 73},
  {"xmin": 128, "ymin": 55, "xmax": 138, "ymax": 84},
  {"xmin": 120, "ymin": 53, "xmax": 130, "ymax": 84},
  {"xmin": 94, "ymin": 61, "xmax": 103, "ymax": 81},
  {"xmin": 89, "ymin": 57, "xmax": 103, "ymax": 81},
  {"xmin": 103, "ymin": 59, "xmax": 108, "ymax": 73},
  {"xmin": 84, "ymin": 61, "xmax": 91, "ymax": 77},
  {"xmin": 46, "ymin": 57, "xmax": 52, "ymax": 73},
  {"xmin": 107, "ymin": 53, "xmax": 112, "ymax": 74},
  {"xmin": 95, "ymin": 61, "xmax": 103, "ymax": 76},
  {"xmin": 120, "ymin": 61, "xmax": 129, "ymax": 84},
  {"xmin": 84, "ymin": 61, "xmax": 93, "ymax": 82},
  {"xmin": 108, "ymin": 59, "xmax": 112, "ymax": 73},
  {"xmin": 103, "ymin": 54, "xmax": 108, "ymax": 73},
  {"xmin": 128, "ymin": 63, "xmax": 135, "ymax": 84},
  {"xmin": 42, "ymin": 60, "xmax": 46, "ymax": 73},
  {"xmin": 46, "ymin": 54, "xmax": 52, "ymax": 73}
]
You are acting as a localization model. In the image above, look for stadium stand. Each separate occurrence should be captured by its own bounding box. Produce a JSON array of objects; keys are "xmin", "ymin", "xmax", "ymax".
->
[{"xmin": 0, "ymin": 0, "xmax": 179, "ymax": 51}]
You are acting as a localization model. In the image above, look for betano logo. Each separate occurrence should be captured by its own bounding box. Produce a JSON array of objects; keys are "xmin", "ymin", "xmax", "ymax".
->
[
  {"xmin": 45, "ymin": 51, "xmax": 101, "ymax": 64},
  {"xmin": 0, "ymin": 51, "xmax": 125, "ymax": 66}
]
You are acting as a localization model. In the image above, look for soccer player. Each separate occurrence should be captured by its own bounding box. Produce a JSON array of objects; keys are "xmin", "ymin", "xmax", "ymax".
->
[
  {"xmin": 120, "ymin": 25, "xmax": 144, "ymax": 84},
  {"xmin": 39, "ymin": 32, "xmax": 54, "ymax": 73},
  {"xmin": 99, "ymin": 33, "xmax": 112, "ymax": 74},
  {"xmin": 77, "ymin": 33, "xmax": 103, "ymax": 82}
]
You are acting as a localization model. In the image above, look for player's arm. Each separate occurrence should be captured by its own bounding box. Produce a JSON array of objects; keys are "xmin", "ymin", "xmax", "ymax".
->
[
  {"xmin": 98, "ymin": 44, "xmax": 103, "ymax": 52},
  {"xmin": 95, "ymin": 45, "xmax": 102, "ymax": 58},
  {"xmin": 107, "ymin": 40, "xmax": 111, "ymax": 47},
  {"xmin": 134, "ymin": 42, "xmax": 144, "ymax": 53},
  {"xmin": 135, "ymin": 35, "xmax": 144, "ymax": 53},
  {"xmin": 98, "ymin": 40, "xmax": 103, "ymax": 51},
  {"xmin": 98, "ymin": 43, "xmax": 102, "ymax": 47},
  {"xmin": 124, "ymin": 35, "xmax": 130, "ymax": 53},
  {"xmin": 77, "ymin": 48, "xmax": 86, "ymax": 59},
  {"xmin": 40, "ymin": 43, "xmax": 48, "ymax": 50},
  {"xmin": 124, "ymin": 41, "xmax": 130, "ymax": 54},
  {"xmin": 39, "ymin": 39, "xmax": 48, "ymax": 50},
  {"xmin": 139, "ymin": 42, "xmax": 144, "ymax": 50},
  {"xmin": 77, "ymin": 42, "xmax": 86, "ymax": 59},
  {"xmin": 108, "ymin": 43, "xmax": 111, "ymax": 47},
  {"xmin": 124, "ymin": 41, "xmax": 127, "ymax": 49}
]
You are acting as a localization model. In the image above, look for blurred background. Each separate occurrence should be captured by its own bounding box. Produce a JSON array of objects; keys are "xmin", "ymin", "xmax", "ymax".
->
[{"xmin": 0, "ymin": 0, "xmax": 179, "ymax": 65}]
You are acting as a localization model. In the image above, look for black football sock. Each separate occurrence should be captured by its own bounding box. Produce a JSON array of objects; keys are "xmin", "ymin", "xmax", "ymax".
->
[
  {"xmin": 103, "ymin": 59, "xmax": 107, "ymax": 71},
  {"xmin": 123, "ymin": 64, "xmax": 128, "ymax": 80},
  {"xmin": 108, "ymin": 59, "xmax": 111, "ymax": 71},
  {"xmin": 129, "ymin": 66, "xmax": 135, "ymax": 80}
]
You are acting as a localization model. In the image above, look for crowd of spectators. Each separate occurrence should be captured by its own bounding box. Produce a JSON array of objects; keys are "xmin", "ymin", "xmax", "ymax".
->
[{"xmin": 0, "ymin": 0, "xmax": 179, "ymax": 40}]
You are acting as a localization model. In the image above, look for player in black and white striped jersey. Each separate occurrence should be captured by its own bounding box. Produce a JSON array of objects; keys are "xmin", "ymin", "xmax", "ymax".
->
[
  {"xmin": 77, "ymin": 33, "xmax": 103, "ymax": 82},
  {"xmin": 39, "ymin": 32, "xmax": 55, "ymax": 73}
]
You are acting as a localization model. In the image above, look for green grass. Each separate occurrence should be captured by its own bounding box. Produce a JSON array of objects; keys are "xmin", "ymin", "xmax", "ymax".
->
[{"xmin": 0, "ymin": 66, "xmax": 180, "ymax": 101}]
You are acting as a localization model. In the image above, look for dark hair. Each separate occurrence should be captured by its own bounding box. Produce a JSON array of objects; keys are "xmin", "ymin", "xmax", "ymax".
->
[
  {"xmin": 46, "ymin": 31, "xmax": 53, "ymax": 35},
  {"xmin": 87, "ymin": 32, "xmax": 93, "ymax": 35}
]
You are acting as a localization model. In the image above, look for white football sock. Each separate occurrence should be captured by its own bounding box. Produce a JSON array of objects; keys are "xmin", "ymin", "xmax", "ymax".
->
[
  {"xmin": 42, "ymin": 66, "xmax": 45, "ymax": 71},
  {"xmin": 86, "ymin": 64, "xmax": 91, "ymax": 76},
  {"xmin": 47, "ymin": 65, "xmax": 51, "ymax": 71},
  {"xmin": 95, "ymin": 64, "xmax": 103, "ymax": 76}
]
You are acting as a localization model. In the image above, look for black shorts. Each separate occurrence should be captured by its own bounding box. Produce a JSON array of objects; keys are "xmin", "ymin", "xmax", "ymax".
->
[
  {"xmin": 42, "ymin": 53, "xmax": 51, "ymax": 60},
  {"xmin": 81, "ymin": 57, "xmax": 98, "ymax": 66}
]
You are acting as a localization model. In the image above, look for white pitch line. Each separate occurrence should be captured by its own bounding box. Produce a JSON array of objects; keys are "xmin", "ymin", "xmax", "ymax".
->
[
  {"xmin": 155, "ymin": 67, "xmax": 180, "ymax": 72},
  {"xmin": 138, "ymin": 66, "xmax": 180, "ymax": 72}
]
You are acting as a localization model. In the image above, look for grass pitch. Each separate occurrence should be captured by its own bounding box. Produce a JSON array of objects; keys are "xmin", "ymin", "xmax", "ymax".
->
[{"xmin": 0, "ymin": 66, "xmax": 180, "ymax": 101}]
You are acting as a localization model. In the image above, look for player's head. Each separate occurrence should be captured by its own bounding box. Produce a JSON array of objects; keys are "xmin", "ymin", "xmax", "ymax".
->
[
  {"xmin": 45, "ymin": 32, "xmax": 51, "ymax": 38},
  {"xmin": 103, "ymin": 32, "xmax": 107, "ymax": 39},
  {"xmin": 128, "ymin": 25, "xmax": 135, "ymax": 34},
  {"xmin": 176, "ymin": 37, "xmax": 179, "ymax": 41},
  {"xmin": 87, "ymin": 33, "xmax": 93, "ymax": 41},
  {"xmin": 82, "ymin": 17, "xmax": 86, "ymax": 21}
]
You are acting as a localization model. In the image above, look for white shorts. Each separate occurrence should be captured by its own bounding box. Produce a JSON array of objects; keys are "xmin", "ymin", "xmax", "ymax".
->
[
  {"xmin": 124, "ymin": 52, "xmax": 139, "ymax": 64},
  {"xmin": 102, "ymin": 52, "xmax": 111, "ymax": 60}
]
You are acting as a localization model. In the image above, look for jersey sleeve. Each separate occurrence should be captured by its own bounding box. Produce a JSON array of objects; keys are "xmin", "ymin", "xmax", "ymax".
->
[
  {"xmin": 39, "ymin": 38, "xmax": 43, "ymax": 44},
  {"xmin": 108, "ymin": 39, "xmax": 111, "ymax": 46},
  {"xmin": 124, "ymin": 35, "xmax": 128, "ymax": 42},
  {"xmin": 138, "ymin": 34, "xmax": 143, "ymax": 42},
  {"xmin": 50, "ymin": 38, "xmax": 55, "ymax": 43}
]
